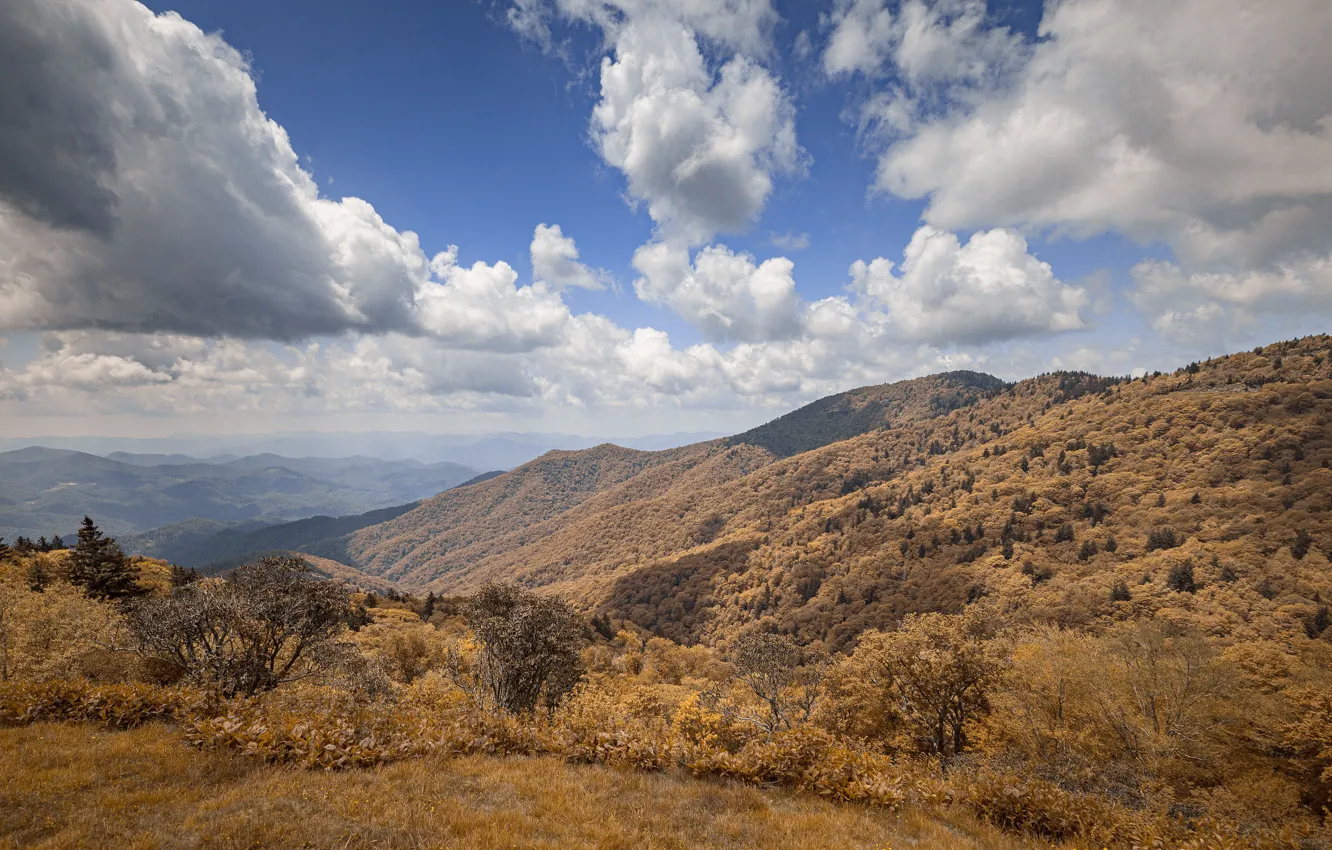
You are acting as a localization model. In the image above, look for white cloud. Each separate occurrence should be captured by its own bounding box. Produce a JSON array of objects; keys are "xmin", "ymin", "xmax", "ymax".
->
[
  {"xmin": 851, "ymin": 226, "xmax": 1088, "ymax": 345},
  {"xmin": 824, "ymin": 0, "xmax": 1023, "ymax": 85},
  {"xmin": 417, "ymin": 247, "xmax": 574, "ymax": 352},
  {"xmin": 823, "ymin": 0, "xmax": 897, "ymax": 78},
  {"xmin": 508, "ymin": 0, "xmax": 555, "ymax": 52},
  {"xmin": 1130, "ymin": 257, "xmax": 1332, "ymax": 345},
  {"xmin": 840, "ymin": 0, "xmax": 1332, "ymax": 335},
  {"xmin": 590, "ymin": 20, "xmax": 803, "ymax": 243},
  {"xmin": 552, "ymin": 0, "xmax": 778, "ymax": 57},
  {"xmin": 530, "ymin": 224, "xmax": 610, "ymax": 290},
  {"xmin": 792, "ymin": 30, "xmax": 813, "ymax": 61},
  {"xmin": 632, "ymin": 241, "xmax": 803, "ymax": 342},
  {"xmin": 509, "ymin": 1, "xmax": 801, "ymax": 245}
]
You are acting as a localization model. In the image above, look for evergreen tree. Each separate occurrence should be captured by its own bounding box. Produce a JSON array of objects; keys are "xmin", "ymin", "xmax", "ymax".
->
[
  {"xmin": 0, "ymin": 537, "xmax": 8, "ymax": 559},
  {"xmin": 50, "ymin": 535, "xmax": 66, "ymax": 550},
  {"xmin": 1167, "ymin": 561, "xmax": 1198, "ymax": 594},
  {"xmin": 36, "ymin": 536, "xmax": 50, "ymax": 552},
  {"xmin": 1110, "ymin": 581, "xmax": 1132, "ymax": 602},
  {"xmin": 68, "ymin": 516, "xmax": 142, "ymax": 600},
  {"xmin": 1292, "ymin": 529, "xmax": 1312, "ymax": 560},
  {"xmin": 26, "ymin": 558, "xmax": 49, "ymax": 592},
  {"xmin": 421, "ymin": 591, "xmax": 437, "ymax": 622},
  {"xmin": 169, "ymin": 564, "xmax": 202, "ymax": 587},
  {"xmin": 1305, "ymin": 606, "xmax": 1331, "ymax": 640}
]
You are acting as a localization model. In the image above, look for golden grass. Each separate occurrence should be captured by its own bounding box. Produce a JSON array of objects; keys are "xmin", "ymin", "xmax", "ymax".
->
[{"xmin": 0, "ymin": 722, "xmax": 1056, "ymax": 850}]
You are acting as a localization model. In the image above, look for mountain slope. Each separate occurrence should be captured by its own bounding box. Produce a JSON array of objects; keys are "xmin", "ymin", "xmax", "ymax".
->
[
  {"xmin": 345, "ymin": 443, "xmax": 701, "ymax": 584},
  {"xmin": 331, "ymin": 336, "xmax": 1331, "ymax": 657},
  {"xmin": 589, "ymin": 338, "xmax": 1332, "ymax": 650},
  {"xmin": 342, "ymin": 372, "xmax": 1010, "ymax": 589}
]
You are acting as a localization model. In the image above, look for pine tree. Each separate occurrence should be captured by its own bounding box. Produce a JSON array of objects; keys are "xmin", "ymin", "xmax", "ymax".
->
[
  {"xmin": 68, "ymin": 516, "xmax": 142, "ymax": 600},
  {"xmin": 26, "ymin": 558, "xmax": 50, "ymax": 592},
  {"xmin": 1110, "ymin": 581, "xmax": 1132, "ymax": 602},
  {"xmin": 169, "ymin": 564, "xmax": 201, "ymax": 587},
  {"xmin": 1167, "ymin": 561, "xmax": 1198, "ymax": 594},
  {"xmin": 50, "ymin": 534, "xmax": 66, "ymax": 550},
  {"xmin": 422, "ymin": 591, "xmax": 437, "ymax": 622},
  {"xmin": 1305, "ymin": 606, "xmax": 1330, "ymax": 639},
  {"xmin": 1292, "ymin": 529, "xmax": 1312, "ymax": 560}
]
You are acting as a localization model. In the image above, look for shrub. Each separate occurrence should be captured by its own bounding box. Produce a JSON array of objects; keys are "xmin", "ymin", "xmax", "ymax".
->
[
  {"xmin": 964, "ymin": 770, "xmax": 1119, "ymax": 842},
  {"xmin": 126, "ymin": 556, "xmax": 353, "ymax": 696},
  {"xmin": 831, "ymin": 611, "xmax": 1001, "ymax": 758},
  {"xmin": 461, "ymin": 583, "xmax": 584, "ymax": 714},
  {"xmin": 0, "ymin": 680, "xmax": 206, "ymax": 729},
  {"xmin": 730, "ymin": 631, "xmax": 814, "ymax": 733},
  {"xmin": 1292, "ymin": 529, "xmax": 1313, "ymax": 560}
]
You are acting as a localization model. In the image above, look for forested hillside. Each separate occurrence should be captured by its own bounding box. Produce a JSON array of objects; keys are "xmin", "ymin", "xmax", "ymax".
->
[
  {"xmin": 325, "ymin": 337, "xmax": 1332, "ymax": 659},
  {"xmin": 344, "ymin": 372, "xmax": 1012, "ymax": 588}
]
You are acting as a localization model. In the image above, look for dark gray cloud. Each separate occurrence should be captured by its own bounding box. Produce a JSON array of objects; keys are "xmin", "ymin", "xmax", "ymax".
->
[
  {"xmin": 0, "ymin": 0, "xmax": 121, "ymax": 233},
  {"xmin": 0, "ymin": 0, "xmax": 429, "ymax": 341}
]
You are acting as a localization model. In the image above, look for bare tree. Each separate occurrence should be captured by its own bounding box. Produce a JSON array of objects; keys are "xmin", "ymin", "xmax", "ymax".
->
[
  {"xmin": 127, "ymin": 556, "xmax": 352, "ymax": 696},
  {"xmin": 460, "ymin": 583, "xmax": 585, "ymax": 714},
  {"xmin": 729, "ymin": 632, "xmax": 824, "ymax": 733}
]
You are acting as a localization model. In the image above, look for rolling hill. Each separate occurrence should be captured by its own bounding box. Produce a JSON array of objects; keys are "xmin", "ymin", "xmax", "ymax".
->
[
  {"xmin": 317, "ymin": 336, "xmax": 1330, "ymax": 654},
  {"xmin": 0, "ymin": 449, "xmax": 479, "ymax": 541},
  {"xmin": 119, "ymin": 469, "xmax": 506, "ymax": 569}
]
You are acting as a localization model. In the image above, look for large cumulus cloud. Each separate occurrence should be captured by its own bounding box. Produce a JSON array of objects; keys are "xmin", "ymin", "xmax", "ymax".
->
[
  {"xmin": 0, "ymin": 0, "xmax": 429, "ymax": 340},
  {"xmin": 826, "ymin": 0, "xmax": 1332, "ymax": 340}
]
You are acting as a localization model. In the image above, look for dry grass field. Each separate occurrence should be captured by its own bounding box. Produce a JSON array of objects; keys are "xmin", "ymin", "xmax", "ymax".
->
[{"xmin": 0, "ymin": 722, "xmax": 1051, "ymax": 850}]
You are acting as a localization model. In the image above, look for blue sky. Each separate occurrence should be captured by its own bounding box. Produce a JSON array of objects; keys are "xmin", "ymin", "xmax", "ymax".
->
[
  {"xmin": 128, "ymin": 0, "xmax": 1051, "ymax": 325},
  {"xmin": 1, "ymin": 0, "xmax": 1328, "ymax": 439}
]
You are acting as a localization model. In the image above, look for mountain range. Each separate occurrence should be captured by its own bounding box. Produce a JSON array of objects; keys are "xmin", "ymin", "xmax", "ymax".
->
[
  {"xmin": 0, "ymin": 431, "xmax": 725, "ymax": 470},
  {"xmin": 22, "ymin": 336, "xmax": 1328, "ymax": 657},
  {"xmin": 257, "ymin": 336, "xmax": 1330, "ymax": 652},
  {"xmin": 0, "ymin": 448, "xmax": 481, "ymax": 542}
]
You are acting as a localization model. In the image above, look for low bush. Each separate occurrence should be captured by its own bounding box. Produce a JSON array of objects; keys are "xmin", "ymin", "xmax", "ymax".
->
[{"xmin": 0, "ymin": 678, "xmax": 1317, "ymax": 848}]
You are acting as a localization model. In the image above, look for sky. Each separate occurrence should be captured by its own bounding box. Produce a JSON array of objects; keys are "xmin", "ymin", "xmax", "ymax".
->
[{"xmin": 1, "ymin": 0, "xmax": 1330, "ymax": 440}]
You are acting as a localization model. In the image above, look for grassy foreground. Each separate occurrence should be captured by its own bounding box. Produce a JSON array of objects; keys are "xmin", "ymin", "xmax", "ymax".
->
[{"xmin": 1, "ymin": 722, "xmax": 1054, "ymax": 850}]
